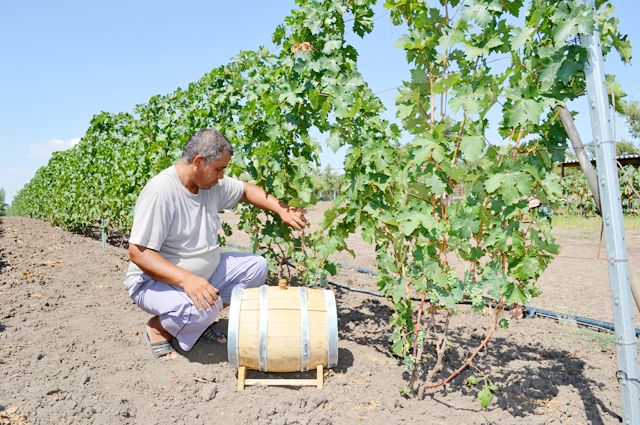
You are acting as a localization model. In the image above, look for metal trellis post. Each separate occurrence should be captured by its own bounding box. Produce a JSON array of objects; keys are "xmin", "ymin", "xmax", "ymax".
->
[{"xmin": 581, "ymin": 1, "xmax": 640, "ymax": 423}]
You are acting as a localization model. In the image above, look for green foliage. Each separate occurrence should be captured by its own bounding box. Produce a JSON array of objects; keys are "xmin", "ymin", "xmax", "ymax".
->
[
  {"xmin": 326, "ymin": 0, "xmax": 630, "ymax": 398},
  {"xmin": 616, "ymin": 141, "xmax": 639, "ymax": 156},
  {"xmin": 477, "ymin": 384, "xmax": 497, "ymax": 409},
  {"xmin": 466, "ymin": 374, "xmax": 499, "ymax": 408},
  {"xmin": 559, "ymin": 166, "xmax": 640, "ymax": 215},
  {"xmin": 606, "ymin": 74, "xmax": 628, "ymax": 115}
]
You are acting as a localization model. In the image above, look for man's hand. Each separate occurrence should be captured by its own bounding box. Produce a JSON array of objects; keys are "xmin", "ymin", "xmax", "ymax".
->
[
  {"xmin": 527, "ymin": 197, "xmax": 541, "ymax": 209},
  {"xmin": 180, "ymin": 275, "xmax": 220, "ymax": 311},
  {"xmin": 241, "ymin": 182, "xmax": 310, "ymax": 230},
  {"xmin": 278, "ymin": 204, "xmax": 309, "ymax": 231}
]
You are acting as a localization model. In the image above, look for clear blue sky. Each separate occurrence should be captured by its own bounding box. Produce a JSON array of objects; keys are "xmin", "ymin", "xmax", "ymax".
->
[{"xmin": 1, "ymin": 1, "xmax": 638, "ymax": 204}]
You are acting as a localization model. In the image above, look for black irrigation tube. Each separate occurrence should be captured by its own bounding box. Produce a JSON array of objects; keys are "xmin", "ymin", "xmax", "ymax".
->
[
  {"xmin": 326, "ymin": 279, "xmax": 640, "ymax": 337},
  {"xmin": 522, "ymin": 306, "xmax": 640, "ymax": 337},
  {"xmin": 224, "ymin": 243, "xmax": 640, "ymax": 336},
  {"xmin": 333, "ymin": 263, "xmax": 377, "ymax": 276},
  {"xmin": 326, "ymin": 280, "xmax": 383, "ymax": 298}
]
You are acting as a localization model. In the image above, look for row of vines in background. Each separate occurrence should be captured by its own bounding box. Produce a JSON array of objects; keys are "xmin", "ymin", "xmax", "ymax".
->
[
  {"xmin": 11, "ymin": 0, "xmax": 387, "ymax": 285},
  {"xmin": 11, "ymin": 0, "xmax": 631, "ymax": 407},
  {"xmin": 559, "ymin": 165, "xmax": 640, "ymax": 215}
]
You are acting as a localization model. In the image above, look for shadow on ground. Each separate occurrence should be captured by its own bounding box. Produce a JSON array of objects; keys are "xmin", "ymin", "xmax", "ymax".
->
[
  {"xmin": 171, "ymin": 281, "xmax": 618, "ymax": 423},
  {"xmin": 335, "ymin": 288, "xmax": 396, "ymax": 358},
  {"xmin": 437, "ymin": 328, "xmax": 622, "ymax": 424},
  {"xmin": 180, "ymin": 318, "xmax": 230, "ymax": 365},
  {"xmin": 335, "ymin": 288, "xmax": 621, "ymax": 424}
]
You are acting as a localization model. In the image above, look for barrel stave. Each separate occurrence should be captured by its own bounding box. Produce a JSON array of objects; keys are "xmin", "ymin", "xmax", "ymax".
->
[{"xmin": 230, "ymin": 286, "xmax": 337, "ymax": 373}]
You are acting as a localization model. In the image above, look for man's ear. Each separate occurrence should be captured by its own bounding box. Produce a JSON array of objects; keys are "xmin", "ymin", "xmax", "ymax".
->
[{"xmin": 193, "ymin": 155, "xmax": 204, "ymax": 168}]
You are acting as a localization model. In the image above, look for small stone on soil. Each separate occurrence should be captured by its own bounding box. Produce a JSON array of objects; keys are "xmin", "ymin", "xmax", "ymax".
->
[{"xmin": 200, "ymin": 383, "xmax": 218, "ymax": 401}]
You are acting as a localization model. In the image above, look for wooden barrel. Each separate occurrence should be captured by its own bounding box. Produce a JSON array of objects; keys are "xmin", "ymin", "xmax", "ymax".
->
[{"xmin": 227, "ymin": 285, "xmax": 338, "ymax": 372}]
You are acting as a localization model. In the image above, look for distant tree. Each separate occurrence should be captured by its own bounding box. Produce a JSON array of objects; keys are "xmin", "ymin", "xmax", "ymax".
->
[
  {"xmin": 0, "ymin": 187, "xmax": 6, "ymax": 216},
  {"xmin": 616, "ymin": 141, "xmax": 639, "ymax": 156},
  {"xmin": 606, "ymin": 84, "xmax": 640, "ymax": 154},
  {"xmin": 563, "ymin": 95, "xmax": 639, "ymax": 161},
  {"xmin": 624, "ymin": 100, "xmax": 640, "ymax": 140},
  {"xmin": 311, "ymin": 165, "xmax": 343, "ymax": 201}
]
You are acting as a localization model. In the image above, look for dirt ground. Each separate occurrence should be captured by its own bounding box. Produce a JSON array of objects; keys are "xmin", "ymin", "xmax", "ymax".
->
[{"xmin": 1, "ymin": 206, "xmax": 639, "ymax": 424}]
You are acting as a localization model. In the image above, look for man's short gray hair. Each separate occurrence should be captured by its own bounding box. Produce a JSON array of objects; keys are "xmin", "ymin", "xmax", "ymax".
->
[{"xmin": 181, "ymin": 129, "xmax": 233, "ymax": 163}]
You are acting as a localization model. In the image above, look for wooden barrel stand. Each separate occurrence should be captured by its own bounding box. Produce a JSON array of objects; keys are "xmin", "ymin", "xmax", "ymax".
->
[{"xmin": 236, "ymin": 365, "xmax": 323, "ymax": 390}]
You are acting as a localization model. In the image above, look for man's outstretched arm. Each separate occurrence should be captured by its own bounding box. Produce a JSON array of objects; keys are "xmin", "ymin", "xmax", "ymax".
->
[
  {"xmin": 128, "ymin": 244, "xmax": 219, "ymax": 311},
  {"xmin": 240, "ymin": 182, "xmax": 309, "ymax": 230}
]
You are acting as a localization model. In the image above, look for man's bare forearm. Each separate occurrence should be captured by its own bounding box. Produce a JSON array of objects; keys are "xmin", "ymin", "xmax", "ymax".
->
[
  {"xmin": 128, "ymin": 244, "xmax": 192, "ymax": 288},
  {"xmin": 129, "ymin": 244, "xmax": 219, "ymax": 311},
  {"xmin": 241, "ymin": 182, "xmax": 287, "ymax": 213}
]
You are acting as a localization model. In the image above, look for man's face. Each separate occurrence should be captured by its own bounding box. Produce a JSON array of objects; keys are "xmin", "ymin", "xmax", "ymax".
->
[{"xmin": 195, "ymin": 150, "xmax": 231, "ymax": 189}]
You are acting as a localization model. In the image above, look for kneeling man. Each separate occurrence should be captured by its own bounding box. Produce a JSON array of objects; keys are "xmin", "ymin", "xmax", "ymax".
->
[{"xmin": 124, "ymin": 129, "xmax": 307, "ymax": 358}]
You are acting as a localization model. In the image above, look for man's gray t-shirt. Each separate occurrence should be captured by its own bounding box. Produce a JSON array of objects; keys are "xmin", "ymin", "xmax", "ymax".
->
[{"xmin": 124, "ymin": 165, "xmax": 245, "ymax": 295}]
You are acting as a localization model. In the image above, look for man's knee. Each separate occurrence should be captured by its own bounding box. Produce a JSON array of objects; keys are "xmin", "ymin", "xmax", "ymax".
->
[
  {"xmin": 187, "ymin": 302, "xmax": 221, "ymax": 326},
  {"xmin": 247, "ymin": 255, "xmax": 268, "ymax": 287},
  {"xmin": 256, "ymin": 255, "xmax": 268, "ymax": 275}
]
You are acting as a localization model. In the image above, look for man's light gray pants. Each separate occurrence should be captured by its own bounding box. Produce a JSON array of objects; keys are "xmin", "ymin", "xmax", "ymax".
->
[{"xmin": 130, "ymin": 252, "xmax": 267, "ymax": 351}]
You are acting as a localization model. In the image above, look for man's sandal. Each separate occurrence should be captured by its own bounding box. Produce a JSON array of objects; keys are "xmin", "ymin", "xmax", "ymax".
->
[
  {"xmin": 202, "ymin": 326, "xmax": 227, "ymax": 344},
  {"xmin": 143, "ymin": 329, "xmax": 176, "ymax": 358}
]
